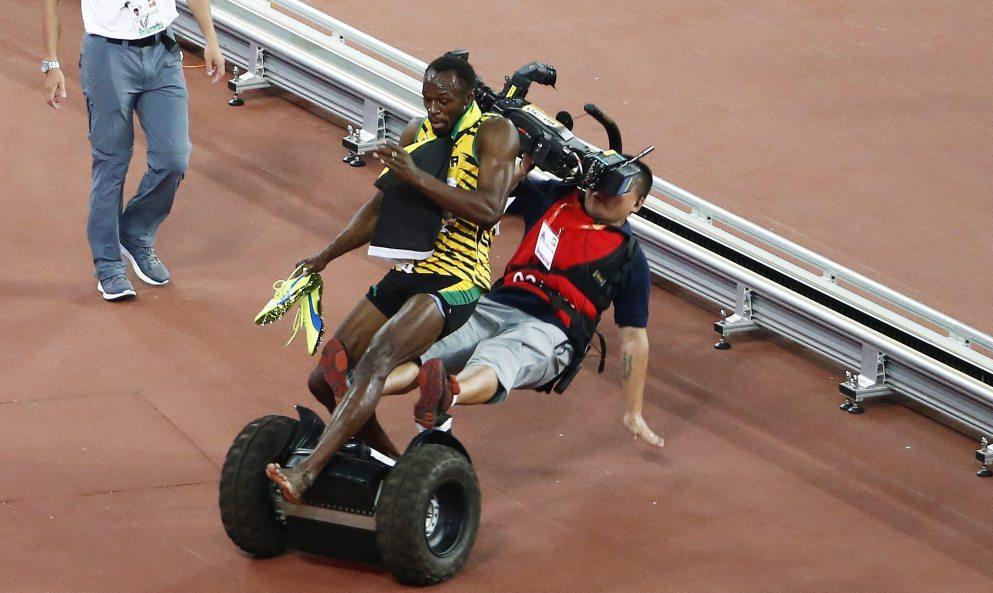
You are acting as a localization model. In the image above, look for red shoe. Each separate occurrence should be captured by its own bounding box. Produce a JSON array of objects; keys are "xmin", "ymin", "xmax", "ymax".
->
[
  {"xmin": 319, "ymin": 337, "xmax": 351, "ymax": 399},
  {"xmin": 415, "ymin": 358, "xmax": 460, "ymax": 429}
]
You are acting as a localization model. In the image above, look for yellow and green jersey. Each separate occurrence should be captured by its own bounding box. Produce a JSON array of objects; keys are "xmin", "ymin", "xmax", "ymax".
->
[{"xmin": 399, "ymin": 102, "xmax": 496, "ymax": 293}]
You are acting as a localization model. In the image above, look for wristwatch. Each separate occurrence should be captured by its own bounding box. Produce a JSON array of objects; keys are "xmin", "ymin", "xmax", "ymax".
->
[{"xmin": 41, "ymin": 59, "xmax": 61, "ymax": 74}]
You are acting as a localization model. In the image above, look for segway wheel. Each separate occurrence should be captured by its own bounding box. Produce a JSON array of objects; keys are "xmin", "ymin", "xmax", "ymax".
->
[
  {"xmin": 218, "ymin": 415, "xmax": 298, "ymax": 557},
  {"xmin": 376, "ymin": 444, "xmax": 481, "ymax": 585}
]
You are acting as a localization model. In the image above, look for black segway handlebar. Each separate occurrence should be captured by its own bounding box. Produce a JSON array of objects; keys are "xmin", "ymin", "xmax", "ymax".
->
[{"xmin": 583, "ymin": 103, "xmax": 623, "ymax": 153}]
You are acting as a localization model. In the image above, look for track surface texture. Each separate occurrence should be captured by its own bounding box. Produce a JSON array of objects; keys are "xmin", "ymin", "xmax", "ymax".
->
[{"xmin": 1, "ymin": 2, "xmax": 991, "ymax": 592}]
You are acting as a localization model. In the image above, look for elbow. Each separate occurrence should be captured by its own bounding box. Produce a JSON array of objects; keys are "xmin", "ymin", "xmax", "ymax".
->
[
  {"xmin": 464, "ymin": 205, "xmax": 502, "ymax": 228},
  {"xmin": 479, "ymin": 197, "xmax": 507, "ymax": 228},
  {"xmin": 479, "ymin": 212, "xmax": 502, "ymax": 228}
]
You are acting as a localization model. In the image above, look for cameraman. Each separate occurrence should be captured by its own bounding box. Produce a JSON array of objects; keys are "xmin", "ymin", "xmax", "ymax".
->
[{"xmin": 388, "ymin": 156, "xmax": 662, "ymax": 446}]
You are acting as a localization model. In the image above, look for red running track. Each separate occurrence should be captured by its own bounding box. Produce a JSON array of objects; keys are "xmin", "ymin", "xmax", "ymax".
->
[{"xmin": 1, "ymin": 2, "xmax": 991, "ymax": 592}]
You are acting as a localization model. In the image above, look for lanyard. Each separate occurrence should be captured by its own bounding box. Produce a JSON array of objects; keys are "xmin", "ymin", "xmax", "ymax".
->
[{"xmin": 544, "ymin": 201, "xmax": 606, "ymax": 233}]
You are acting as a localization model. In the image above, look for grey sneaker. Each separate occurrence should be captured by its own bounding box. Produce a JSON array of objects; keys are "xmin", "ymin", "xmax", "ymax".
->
[
  {"xmin": 121, "ymin": 243, "xmax": 170, "ymax": 285},
  {"xmin": 97, "ymin": 274, "xmax": 136, "ymax": 301}
]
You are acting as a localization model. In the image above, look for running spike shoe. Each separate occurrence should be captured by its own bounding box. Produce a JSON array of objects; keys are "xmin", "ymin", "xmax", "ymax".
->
[
  {"xmin": 319, "ymin": 337, "xmax": 351, "ymax": 399},
  {"xmin": 287, "ymin": 281, "xmax": 324, "ymax": 355},
  {"xmin": 254, "ymin": 266, "xmax": 322, "ymax": 325},
  {"xmin": 415, "ymin": 358, "xmax": 460, "ymax": 429}
]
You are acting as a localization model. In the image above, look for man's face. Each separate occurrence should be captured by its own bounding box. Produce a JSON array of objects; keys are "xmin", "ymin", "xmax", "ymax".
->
[
  {"xmin": 422, "ymin": 69, "xmax": 472, "ymax": 135},
  {"xmin": 583, "ymin": 186, "xmax": 645, "ymax": 226}
]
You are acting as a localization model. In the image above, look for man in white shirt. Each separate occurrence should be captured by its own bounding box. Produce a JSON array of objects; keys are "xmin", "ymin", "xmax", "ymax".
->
[{"xmin": 42, "ymin": 1, "xmax": 224, "ymax": 300}]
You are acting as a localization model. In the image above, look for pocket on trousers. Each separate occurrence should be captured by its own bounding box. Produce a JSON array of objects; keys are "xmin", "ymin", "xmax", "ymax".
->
[
  {"xmin": 84, "ymin": 95, "xmax": 93, "ymax": 137},
  {"xmin": 86, "ymin": 97, "xmax": 133, "ymax": 160},
  {"xmin": 163, "ymin": 29, "xmax": 182, "ymax": 61},
  {"xmin": 552, "ymin": 341, "xmax": 574, "ymax": 375},
  {"xmin": 79, "ymin": 35, "xmax": 100, "ymax": 85}
]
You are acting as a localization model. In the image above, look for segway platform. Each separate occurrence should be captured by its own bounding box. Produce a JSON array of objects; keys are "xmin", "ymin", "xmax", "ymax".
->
[{"xmin": 218, "ymin": 406, "xmax": 480, "ymax": 586}]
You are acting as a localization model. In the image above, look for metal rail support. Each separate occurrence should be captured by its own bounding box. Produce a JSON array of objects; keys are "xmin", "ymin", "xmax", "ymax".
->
[
  {"xmin": 977, "ymin": 437, "xmax": 993, "ymax": 477},
  {"xmin": 227, "ymin": 41, "xmax": 271, "ymax": 106},
  {"xmin": 839, "ymin": 343, "xmax": 892, "ymax": 414},
  {"xmin": 713, "ymin": 284, "xmax": 759, "ymax": 349},
  {"xmin": 342, "ymin": 102, "xmax": 387, "ymax": 167}
]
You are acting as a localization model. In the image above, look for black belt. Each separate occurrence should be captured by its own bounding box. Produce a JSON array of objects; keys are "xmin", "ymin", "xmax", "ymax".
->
[{"xmin": 99, "ymin": 32, "xmax": 174, "ymax": 48}]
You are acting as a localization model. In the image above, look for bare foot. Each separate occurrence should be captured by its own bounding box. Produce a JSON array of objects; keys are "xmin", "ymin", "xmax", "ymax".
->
[
  {"xmin": 623, "ymin": 412, "xmax": 665, "ymax": 448},
  {"xmin": 265, "ymin": 463, "xmax": 313, "ymax": 504}
]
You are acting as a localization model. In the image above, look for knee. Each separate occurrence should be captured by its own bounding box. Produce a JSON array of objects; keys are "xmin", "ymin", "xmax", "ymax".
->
[
  {"xmin": 364, "ymin": 341, "xmax": 397, "ymax": 373},
  {"xmin": 150, "ymin": 150, "xmax": 190, "ymax": 178}
]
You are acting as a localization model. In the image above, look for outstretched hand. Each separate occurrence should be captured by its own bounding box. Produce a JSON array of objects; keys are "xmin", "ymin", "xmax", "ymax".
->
[{"xmin": 623, "ymin": 412, "xmax": 664, "ymax": 447}]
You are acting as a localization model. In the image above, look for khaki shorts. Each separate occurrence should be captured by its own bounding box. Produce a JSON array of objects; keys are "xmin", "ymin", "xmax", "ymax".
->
[{"xmin": 420, "ymin": 296, "xmax": 573, "ymax": 403}]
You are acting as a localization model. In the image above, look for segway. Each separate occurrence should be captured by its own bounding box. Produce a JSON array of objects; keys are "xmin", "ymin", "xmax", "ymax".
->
[{"xmin": 218, "ymin": 406, "xmax": 480, "ymax": 586}]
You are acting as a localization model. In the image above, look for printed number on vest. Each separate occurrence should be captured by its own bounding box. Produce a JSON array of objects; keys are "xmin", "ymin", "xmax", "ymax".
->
[{"xmin": 513, "ymin": 271, "xmax": 538, "ymax": 284}]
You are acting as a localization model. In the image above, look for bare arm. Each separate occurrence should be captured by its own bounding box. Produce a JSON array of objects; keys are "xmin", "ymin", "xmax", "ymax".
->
[
  {"xmin": 374, "ymin": 116, "xmax": 520, "ymax": 227},
  {"xmin": 186, "ymin": 0, "xmax": 225, "ymax": 82},
  {"xmin": 619, "ymin": 326, "xmax": 664, "ymax": 447},
  {"xmin": 299, "ymin": 118, "xmax": 422, "ymax": 273},
  {"xmin": 42, "ymin": 0, "xmax": 61, "ymax": 59},
  {"xmin": 42, "ymin": 0, "xmax": 67, "ymax": 108},
  {"xmin": 299, "ymin": 191, "xmax": 384, "ymax": 273}
]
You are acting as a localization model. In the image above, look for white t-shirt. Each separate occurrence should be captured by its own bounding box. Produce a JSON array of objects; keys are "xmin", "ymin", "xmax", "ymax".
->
[{"xmin": 81, "ymin": 0, "xmax": 178, "ymax": 40}]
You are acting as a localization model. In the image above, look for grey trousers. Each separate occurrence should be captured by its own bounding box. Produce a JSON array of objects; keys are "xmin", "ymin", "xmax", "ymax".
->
[
  {"xmin": 420, "ymin": 297, "xmax": 574, "ymax": 403},
  {"xmin": 79, "ymin": 30, "xmax": 191, "ymax": 280}
]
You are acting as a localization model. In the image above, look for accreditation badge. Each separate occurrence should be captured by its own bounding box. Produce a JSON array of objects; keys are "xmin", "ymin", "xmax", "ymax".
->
[
  {"xmin": 535, "ymin": 221, "xmax": 560, "ymax": 270},
  {"xmin": 127, "ymin": 0, "xmax": 166, "ymax": 38}
]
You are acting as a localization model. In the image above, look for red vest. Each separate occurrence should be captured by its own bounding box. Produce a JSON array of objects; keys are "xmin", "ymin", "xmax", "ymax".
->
[{"xmin": 498, "ymin": 191, "xmax": 635, "ymax": 344}]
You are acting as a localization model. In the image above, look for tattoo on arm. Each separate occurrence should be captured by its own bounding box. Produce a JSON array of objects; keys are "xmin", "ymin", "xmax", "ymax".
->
[{"xmin": 622, "ymin": 353, "xmax": 633, "ymax": 380}]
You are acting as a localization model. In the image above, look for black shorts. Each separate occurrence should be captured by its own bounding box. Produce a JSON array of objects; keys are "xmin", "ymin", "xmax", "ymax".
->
[{"xmin": 366, "ymin": 269, "xmax": 483, "ymax": 338}]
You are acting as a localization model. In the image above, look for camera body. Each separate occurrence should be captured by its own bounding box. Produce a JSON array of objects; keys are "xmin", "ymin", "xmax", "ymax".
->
[
  {"xmin": 470, "ymin": 58, "xmax": 649, "ymax": 194},
  {"xmin": 473, "ymin": 64, "xmax": 593, "ymax": 181}
]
